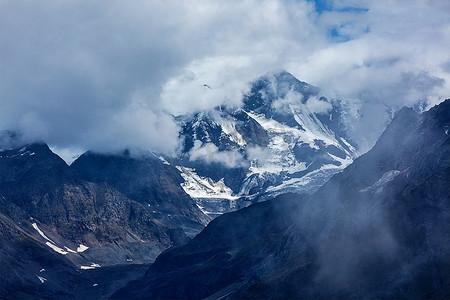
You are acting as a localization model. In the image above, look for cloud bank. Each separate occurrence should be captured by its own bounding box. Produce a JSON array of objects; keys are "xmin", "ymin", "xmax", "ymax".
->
[
  {"xmin": 189, "ymin": 141, "xmax": 246, "ymax": 168},
  {"xmin": 0, "ymin": 0, "xmax": 449, "ymax": 155}
]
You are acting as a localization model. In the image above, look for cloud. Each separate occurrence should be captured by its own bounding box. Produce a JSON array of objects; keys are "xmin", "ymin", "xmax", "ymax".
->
[
  {"xmin": 272, "ymin": 91, "xmax": 333, "ymax": 116},
  {"xmin": 247, "ymin": 146, "xmax": 272, "ymax": 162},
  {"xmin": 305, "ymin": 96, "xmax": 333, "ymax": 114},
  {"xmin": 189, "ymin": 141, "xmax": 246, "ymax": 168},
  {"xmin": 0, "ymin": 0, "xmax": 449, "ymax": 155},
  {"xmin": 271, "ymin": 90, "xmax": 305, "ymax": 114},
  {"xmin": 294, "ymin": 0, "xmax": 450, "ymax": 109},
  {"xmin": 160, "ymin": 56, "xmax": 253, "ymax": 115},
  {"xmin": 0, "ymin": 0, "xmax": 192, "ymax": 153}
]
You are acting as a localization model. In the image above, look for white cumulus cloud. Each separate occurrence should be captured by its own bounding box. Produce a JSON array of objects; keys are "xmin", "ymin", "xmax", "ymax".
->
[{"xmin": 0, "ymin": 0, "xmax": 448, "ymax": 155}]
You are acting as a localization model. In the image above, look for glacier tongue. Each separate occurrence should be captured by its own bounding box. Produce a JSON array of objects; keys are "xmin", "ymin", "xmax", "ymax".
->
[
  {"xmin": 176, "ymin": 166, "xmax": 238, "ymax": 200},
  {"xmin": 176, "ymin": 165, "xmax": 241, "ymax": 217}
]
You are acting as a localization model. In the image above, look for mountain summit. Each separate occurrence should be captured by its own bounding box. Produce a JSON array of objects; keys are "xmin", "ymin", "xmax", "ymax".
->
[{"xmin": 174, "ymin": 71, "xmax": 358, "ymax": 216}]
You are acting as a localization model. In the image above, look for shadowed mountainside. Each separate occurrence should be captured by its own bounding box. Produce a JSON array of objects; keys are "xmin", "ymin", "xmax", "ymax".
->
[{"xmin": 112, "ymin": 99, "xmax": 450, "ymax": 299}]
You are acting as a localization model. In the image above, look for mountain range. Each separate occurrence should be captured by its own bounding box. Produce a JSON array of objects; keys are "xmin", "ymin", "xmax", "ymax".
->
[
  {"xmin": 3, "ymin": 70, "xmax": 363, "ymax": 298},
  {"xmin": 0, "ymin": 72, "xmax": 448, "ymax": 299}
]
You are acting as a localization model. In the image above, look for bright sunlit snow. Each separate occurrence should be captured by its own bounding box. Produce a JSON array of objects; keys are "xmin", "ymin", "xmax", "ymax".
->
[
  {"xmin": 176, "ymin": 166, "xmax": 238, "ymax": 200},
  {"xmin": 77, "ymin": 244, "xmax": 89, "ymax": 252}
]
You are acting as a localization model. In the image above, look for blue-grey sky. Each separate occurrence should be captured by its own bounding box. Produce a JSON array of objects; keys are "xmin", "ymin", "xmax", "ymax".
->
[{"xmin": 1, "ymin": 0, "xmax": 449, "ymax": 158}]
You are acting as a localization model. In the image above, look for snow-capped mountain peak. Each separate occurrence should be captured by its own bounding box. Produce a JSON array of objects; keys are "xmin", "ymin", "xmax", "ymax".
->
[{"xmin": 175, "ymin": 71, "xmax": 359, "ymax": 216}]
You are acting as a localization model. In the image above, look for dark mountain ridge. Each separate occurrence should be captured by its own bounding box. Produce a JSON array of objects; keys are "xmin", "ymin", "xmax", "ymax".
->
[{"xmin": 113, "ymin": 99, "xmax": 450, "ymax": 299}]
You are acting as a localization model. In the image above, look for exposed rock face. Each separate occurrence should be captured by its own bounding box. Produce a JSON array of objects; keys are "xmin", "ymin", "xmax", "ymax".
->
[
  {"xmin": 0, "ymin": 210, "xmax": 81, "ymax": 299},
  {"xmin": 0, "ymin": 144, "xmax": 190, "ymax": 263},
  {"xmin": 71, "ymin": 151, "xmax": 210, "ymax": 237},
  {"xmin": 0, "ymin": 207, "xmax": 151, "ymax": 299},
  {"xmin": 113, "ymin": 99, "xmax": 450, "ymax": 299}
]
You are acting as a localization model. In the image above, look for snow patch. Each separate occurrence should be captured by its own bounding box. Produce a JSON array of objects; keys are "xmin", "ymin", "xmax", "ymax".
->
[
  {"xmin": 32, "ymin": 222, "xmax": 73, "ymax": 255},
  {"xmin": 360, "ymin": 170, "xmax": 402, "ymax": 194},
  {"xmin": 32, "ymin": 223, "xmax": 89, "ymax": 255},
  {"xmin": 77, "ymin": 244, "xmax": 89, "ymax": 252},
  {"xmin": 266, "ymin": 163, "xmax": 348, "ymax": 193},
  {"xmin": 247, "ymin": 110, "xmax": 339, "ymax": 150},
  {"xmin": 341, "ymin": 138, "xmax": 357, "ymax": 154},
  {"xmin": 195, "ymin": 203, "xmax": 224, "ymax": 216},
  {"xmin": 37, "ymin": 276, "xmax": 47, "ymax": 284},
  {"xmin": 32, "ymin": 223, "xmax": 54, "ymax": 243},
  {"xmin": 81, "ymin": 263, "xmax": 101, "ymax": 270},
  {"xmin": 245, "ymin": 113, "xmax": 311, "ymax": 176},
  {"xmin": 219, "ymin": 118, "xmax": 246, "ymax": 147},
  {"xmin": 158, "ymin": 156, "xmax": 171, "ymax": 165},
  {"xmin": 46, "ymin": 242, "xmax": 68, "ymax": 255},
  {"xmin": 240, "ymin": 108, "xmax": 357, "ymax": 196},
  {"xmin": 176, "ymin": 166, "xmax": 238, "ymax": 200},
  {"xmin": 64, "ymin": 246, "xmax": 77, "ymax": 253},
  {"xmin": 327, "ymin": 153, "xmax": 353, "ymax": 169}
]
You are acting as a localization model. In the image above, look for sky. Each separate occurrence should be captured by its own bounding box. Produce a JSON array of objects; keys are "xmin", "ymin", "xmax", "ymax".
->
[{"xmin": 1, "ymin": 0, "xmax": 449, "ymax": 160}]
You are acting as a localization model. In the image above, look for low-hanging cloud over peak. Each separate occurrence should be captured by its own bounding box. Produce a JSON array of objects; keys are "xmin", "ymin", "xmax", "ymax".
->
[{"xmin": 1, "ymin": 0, "xmax": 449, "ymax": 155}]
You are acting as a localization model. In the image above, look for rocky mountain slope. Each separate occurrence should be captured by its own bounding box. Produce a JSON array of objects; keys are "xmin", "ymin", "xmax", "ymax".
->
[
  {"xmin": 113, "ymin": 99, "xmax": 450, "ymax": 299},
  {"xmin": 0, "ymin": 208, "xmax": 150, "ymax": 299},
  {"xmin": 71, "ymin": 151, "xmax": 209, "ymax": 237},
  {"xmin": 0, "ymin": 143, "xmax": 209, "ymax": 298},
  {"xmin": 173, "ymin": 71, "xmax": 359, "ymax": 217}
]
